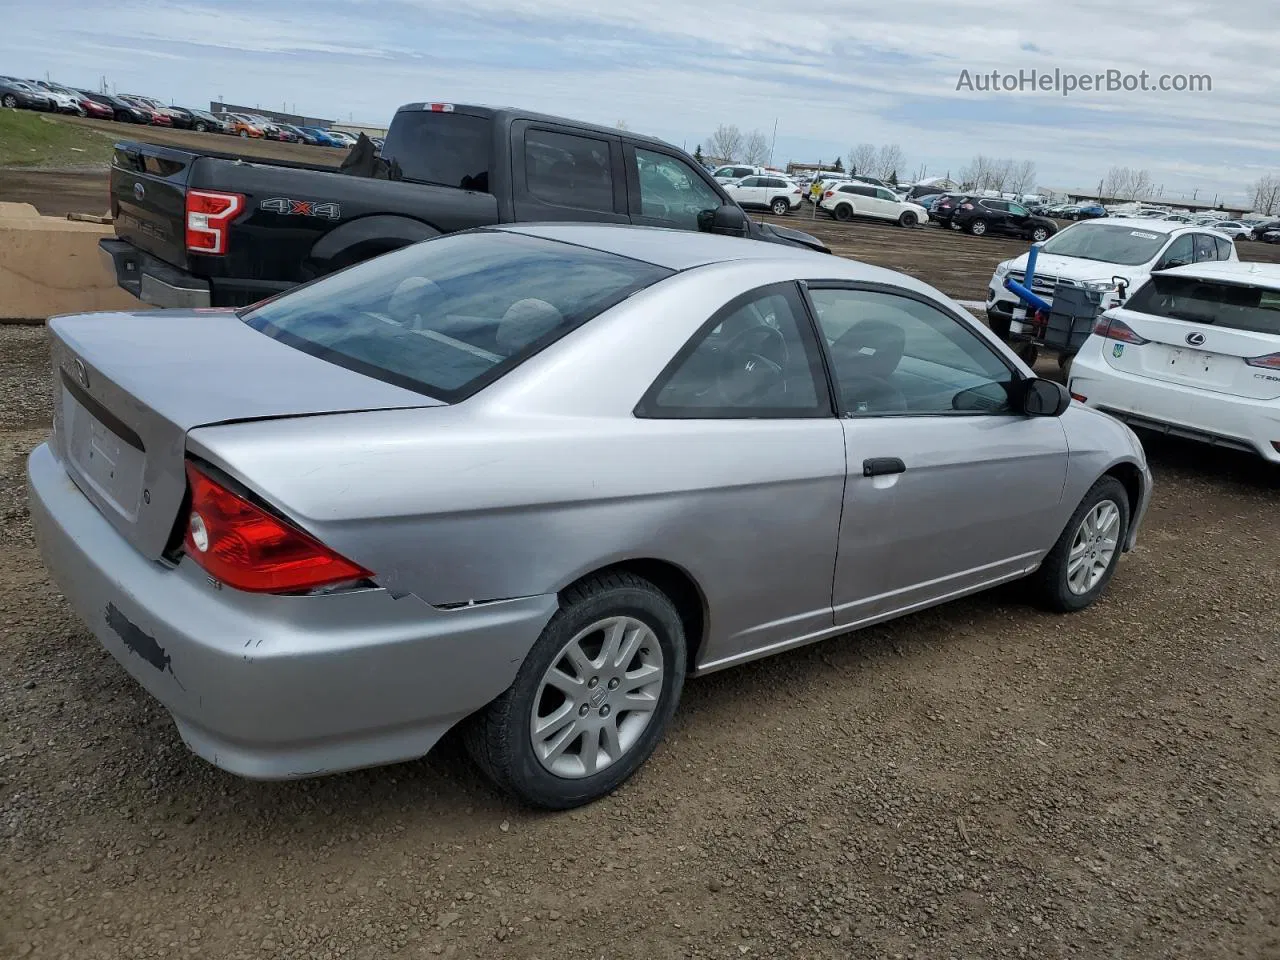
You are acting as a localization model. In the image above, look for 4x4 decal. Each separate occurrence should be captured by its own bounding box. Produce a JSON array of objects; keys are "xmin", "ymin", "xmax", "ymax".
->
[{"xmin": 259, "ymin": 198, "xmax": 341, "ymax": 220}]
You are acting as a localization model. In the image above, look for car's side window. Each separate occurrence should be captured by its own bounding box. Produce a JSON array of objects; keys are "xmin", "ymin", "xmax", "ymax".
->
[
  {"xmin": 1009, "ymin": 203, "xmax": 1029, "ymax": 216},
  {"xmin": 876, "ymin": 188, "xmax": 896, "ymax": 201},
  {"xmin": 1215, "ymin": 236, "xmax": 1233, "ymax": 260},
  {"xmin": 1193, "ymin": 234, "xmax": 1218, "ymax": 263},
  {"xmin": 807, "ymin": 287, "xmax": 1016, "ymax": 416},
  {"xmin": 637, "ymin": 284, "xmax": 831, "ymax": 418},
  {"xmin": 1158, "ymin": 234, "xmax": 1194, "ymax": 268},
  {"xmin": 525, "ymin": 129, "xmax": 614, "ymax": 212},
  {"xmin": 634, "ymin": 148, "xmax": 723, "ymax": 229},
  {"xmin": 737, "ymin": 176, "xmax": 760, "ymax": 188}
]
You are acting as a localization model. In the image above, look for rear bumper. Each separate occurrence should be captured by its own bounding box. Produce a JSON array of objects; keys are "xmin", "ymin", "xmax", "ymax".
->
[
  {"xmin": 1070, "ymin": 339, "xmax": 1280, "ymax": 463},
  {"xmin": 28, "ymin": 441, "xmax": 559, "ymax": 778},
  {"xmin": 99, "ymin": 238, "xmax": 292, "ymax": 308}
]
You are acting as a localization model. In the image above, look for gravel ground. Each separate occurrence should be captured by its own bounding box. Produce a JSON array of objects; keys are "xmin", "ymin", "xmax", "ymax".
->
[{"xmin": 2, "ymin": 303, "xmax": 1278, "ymax": 958}]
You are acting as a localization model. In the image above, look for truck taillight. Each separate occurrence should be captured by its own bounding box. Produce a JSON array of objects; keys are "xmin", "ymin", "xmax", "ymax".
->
[
  {"xmin": 185, "ymin": 189, "xmax": 244, "ymax": 255},
  {"xmin": 1093, "ymin": 315, "xmax": 1149, "ymax": 344},
  {"xmin": 1245, "ymin": 352, "xmax": 1280, "ymax": 370},
  {"xmin": 183, "ymin": 462, "xmax": 371, "ymax": 593}
]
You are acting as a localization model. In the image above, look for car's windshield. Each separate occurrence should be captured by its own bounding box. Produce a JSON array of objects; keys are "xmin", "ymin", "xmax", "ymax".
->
[
  {"xmin": 1039, "ymin": 222, "xmax": 1169, "ymax": 265},
  {"xmin": 1126, "ymin": 274, "xmax": 1280, "ymax": 335},
  {"xmin": 240, "ymin": 231, "xmax": 673, "ymax": 401}
]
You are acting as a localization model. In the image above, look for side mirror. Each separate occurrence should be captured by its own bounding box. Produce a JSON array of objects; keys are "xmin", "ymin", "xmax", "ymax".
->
[
  {"xmin": 1021, "ymin": 377, "xmax": 1071, "ymax": 417},
  {"xmin": 698, "ymin": 203, "xmax": 749, "ymax": 237}
]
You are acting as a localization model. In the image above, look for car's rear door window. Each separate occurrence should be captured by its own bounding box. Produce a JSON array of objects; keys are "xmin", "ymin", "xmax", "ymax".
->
[
  {"xmin": 241, "ymin": 231, "xmax": 672, "ymax": 401},
  {"xmin": 524, "ymin": 129, "xmax": 615, "ymax": 213},
  {"xmin": 378, "ymin": 111, "xmax": 492, "ymax": 191}
]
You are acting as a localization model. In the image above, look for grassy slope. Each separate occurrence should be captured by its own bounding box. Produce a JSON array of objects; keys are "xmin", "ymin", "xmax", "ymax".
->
[{"xmin": 0, "ymin": 109, "xmax": 116, "ymax": 167}]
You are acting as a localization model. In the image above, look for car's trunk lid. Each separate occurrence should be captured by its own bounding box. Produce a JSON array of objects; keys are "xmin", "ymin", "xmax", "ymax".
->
[
  {"xmin": 49, "ymin": 310, "xmax": 440, "ymax": 560},
  {"xmin": 1101, "ymin": 291, "xmax": 1280, "ymax": 401}
]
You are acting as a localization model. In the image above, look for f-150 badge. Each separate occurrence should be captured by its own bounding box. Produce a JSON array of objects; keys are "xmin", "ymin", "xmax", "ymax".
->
[{"xmin": 259, "ymin": 198, "xmax": 341, "ymax": 219}]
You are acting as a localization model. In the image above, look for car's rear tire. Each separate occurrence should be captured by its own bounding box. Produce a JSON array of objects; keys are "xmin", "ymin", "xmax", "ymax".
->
[
  {"xmin": 1032, "ymin": 476, "xmax": 1130, "ymax": 612},
  {"xmin": 1, "ymin": 95, "xmax": 16, "ymax": 108},
  {"xmin": 834, "ymin": 204, "xmax": 854, "ymax": 222},
  {"xmin": 968, "ymin": 219, "xmax": 988, "ymax": 236},
  {"xmin": 899, "ymin": 211, "xmax": 918, "ymax": 228},
  {"xmin": 1031, "ymin": 226, "xmax": 1050, "ymax": 242},
  {"xmin": 464, "ymin": 571, "xmax": 687, "ymax": 809},
  {"xmin": 771, "ymin": 197, "xmax": 790, "ymax": 216}
]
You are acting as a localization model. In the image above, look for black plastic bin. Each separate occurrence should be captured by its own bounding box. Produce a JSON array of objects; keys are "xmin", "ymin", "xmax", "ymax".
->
[{"xmin": 1042, "ymin": 284, "xmax": 1104, "ymax": 353}]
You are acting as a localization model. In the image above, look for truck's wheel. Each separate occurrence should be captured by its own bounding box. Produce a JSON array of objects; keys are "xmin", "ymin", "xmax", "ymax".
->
[
  {"xmin": 771, "ymin": 197, "xmax": 790, "ymax": 216},
  {"xmin": 834, "ymin": 204, "xmax": 853, "ymax": 222}
]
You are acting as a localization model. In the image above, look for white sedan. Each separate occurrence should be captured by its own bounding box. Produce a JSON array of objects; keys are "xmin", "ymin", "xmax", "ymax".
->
[
  {"xmin": 1206, "ymin": 220, "xmax": 1252, "ymax": 240},
  {"xmin": 1069, "ymin": 261, "xmax": 1280, "ymax": 463}
]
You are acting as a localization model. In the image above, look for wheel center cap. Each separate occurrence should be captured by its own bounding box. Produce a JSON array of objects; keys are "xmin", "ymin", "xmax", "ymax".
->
[{"xmin": 589, "ymin": 688, "xmax": 608, "ymax": 708}]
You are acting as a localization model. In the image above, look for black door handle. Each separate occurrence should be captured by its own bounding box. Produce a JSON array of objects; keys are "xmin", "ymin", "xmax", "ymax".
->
[{"xmin": 863, "ymin": 457, "xmax": 906, "ymax": 477}]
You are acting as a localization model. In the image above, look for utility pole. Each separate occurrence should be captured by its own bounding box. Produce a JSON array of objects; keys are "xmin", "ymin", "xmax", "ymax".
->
[{"xmin": 768, "ymin": 118, "xmax": 778, "ymax": 166}]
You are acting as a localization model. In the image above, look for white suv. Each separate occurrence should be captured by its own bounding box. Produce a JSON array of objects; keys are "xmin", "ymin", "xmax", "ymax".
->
[
  {"xmin": 723, "ymin": 175, "xmax": 803, "ymax": 215},
  {"xmin": 819, "ymin": 182, "xmax": 929, "ymax": 227},
  {"xmin": 986, "ymin": 218, "xmax": 1238, "ymax": 339},
  {"xmin": 711, "ymin": 164, "xmax": 765, "ymax": 184}
]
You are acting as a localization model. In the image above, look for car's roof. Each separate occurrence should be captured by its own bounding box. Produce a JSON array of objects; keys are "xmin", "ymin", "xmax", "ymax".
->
[
  {"xmin": 497, "ymin": 223, "xmax": 833, "ymax": 271},
  {"xmin": 1157, "ymin": 261, "xmax": 1280, "ymax": 287},
  {"xmin": 1075, "ymin": 217, "xmax": 1199, "ymax": 235}
]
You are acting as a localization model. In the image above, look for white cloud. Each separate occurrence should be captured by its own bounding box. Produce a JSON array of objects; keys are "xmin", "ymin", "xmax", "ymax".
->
[{"xmin": 1, "ymin": 0, "xmax": 1278, "ymax": 202}]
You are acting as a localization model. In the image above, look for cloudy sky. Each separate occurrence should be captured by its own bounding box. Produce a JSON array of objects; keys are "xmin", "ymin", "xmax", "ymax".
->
[{"xmin": 3, "ymin": 0, "xmax": 1277, "ymax": 203}]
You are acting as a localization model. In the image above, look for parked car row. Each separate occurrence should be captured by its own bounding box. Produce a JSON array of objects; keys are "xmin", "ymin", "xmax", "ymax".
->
[{"xmin": 2, "ymin": 75, "xmax": 359, "ymax": 149}]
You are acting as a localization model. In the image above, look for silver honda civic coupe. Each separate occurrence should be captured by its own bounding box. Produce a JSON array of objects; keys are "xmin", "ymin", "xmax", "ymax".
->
[{"xmin": 29, "ymin": 223, "xmax": 1151, "ymax": 808}]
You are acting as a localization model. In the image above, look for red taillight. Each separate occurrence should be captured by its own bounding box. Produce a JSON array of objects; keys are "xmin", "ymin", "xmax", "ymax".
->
[
  {"xmin": 1070, "ymin": 392, "xmax": 1088, "ymax": 402},
  {"xmin": 824, "ymin": 190, "xmax": 834, "ymax": 198},
  {"xmin": 427, "ymin": 102, "xmax": 454, "ymax": 112},
  {"xmin": 1093, "ymin": 315, "xmax": 1149, "ymax": 344},
  {"xmin": 1245, "ymin": 352, "xmax": 1280, "ymax": 370},
  {"xmin": 183, "ymin": 462, "xmax": 371, "ymax": 593},
  {"xmin": 185, "ymin": 189, "xmax": 244, "ymax": 255}
]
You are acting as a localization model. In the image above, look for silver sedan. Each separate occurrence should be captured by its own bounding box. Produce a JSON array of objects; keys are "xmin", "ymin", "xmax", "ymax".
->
[{"xmin": 29, "ymin": 223, "xmax": 1151, "ymax": 808}]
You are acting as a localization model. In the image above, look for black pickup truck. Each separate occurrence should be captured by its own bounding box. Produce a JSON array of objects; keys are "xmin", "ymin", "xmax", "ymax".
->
[{"xmin": 100, "ymin": 103, "xmax": 829, "ymax": 308}]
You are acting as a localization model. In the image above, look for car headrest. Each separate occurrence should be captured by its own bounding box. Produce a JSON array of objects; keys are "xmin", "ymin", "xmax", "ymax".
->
[
  {"xmin": 496, "ymin": 298, "xmax": 564, "ymax": 355},
  {"xmin": 831, "ymin": 319, "xmax": 906, "ymax": 379},
  {"xmin": 386, "ymin": 276, "xmax": 445, "ymax": 327}
]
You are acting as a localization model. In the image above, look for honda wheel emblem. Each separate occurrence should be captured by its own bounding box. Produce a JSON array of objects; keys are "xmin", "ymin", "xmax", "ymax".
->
[
  {"xmin": 1186, "ymin": 331, "xmax": 1206, "ymax": 346},
  {"xmin": 133, "ymin": 182, "xmax": 145, "ymax": 201}
]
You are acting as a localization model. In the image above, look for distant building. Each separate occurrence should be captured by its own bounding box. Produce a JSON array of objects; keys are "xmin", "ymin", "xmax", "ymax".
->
[
  {"xmin": 210, "ymin": 102, "xmax": 334, "ymax": 128},
  {"xmin": 332, "ymin": 122, "xmax": 389, "ymax": 139},
  {"xmin": 787, "ymin": 161, "xmax": 842, "ymax": 176}
]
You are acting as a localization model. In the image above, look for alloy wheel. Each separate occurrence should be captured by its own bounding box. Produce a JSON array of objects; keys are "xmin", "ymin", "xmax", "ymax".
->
[
  {"xmin": 530, "ymin": 616, "xmax": 664, "ymax": 779},
  {"xmin": 1066, "ymin": 499, "xmax": 1121, "ymax": 595}
]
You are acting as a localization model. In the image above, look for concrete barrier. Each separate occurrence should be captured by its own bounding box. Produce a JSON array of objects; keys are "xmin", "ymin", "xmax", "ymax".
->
[{"xmin": 0, "ymin": 206, "xmax": 147, "ymax": 322}]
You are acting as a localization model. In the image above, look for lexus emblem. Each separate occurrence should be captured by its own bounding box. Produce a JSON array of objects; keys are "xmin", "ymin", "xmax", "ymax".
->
[
  {"xmin": 133, "ymin": 182, "xmax": 145, "ymax": 201},
  {"xmin": 1185, "ymin": 331, "xmax": 1206, "ymax": 346},
  {"xmin": 73, "ymin": 358, "xmax": 89, "ymax": 388}
]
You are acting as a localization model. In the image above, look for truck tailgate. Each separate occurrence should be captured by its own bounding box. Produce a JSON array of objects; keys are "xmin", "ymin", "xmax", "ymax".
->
[{"xmin": 110, "ymin": 143, "xmax": 194, "ymax": 271}]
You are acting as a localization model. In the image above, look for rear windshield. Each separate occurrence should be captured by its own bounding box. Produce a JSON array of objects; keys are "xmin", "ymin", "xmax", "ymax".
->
[
  {"xmin": 1125, "ymin": 274, "xmax": 1280, "ymax": 335},
  {"xmin": 1040, "ymin": 223, "xmax": 1167, "ymax": 265},
  {"xmin": 240, "ymin": 231, "xmax": 672, "ymax": 401},
  {"xmin": 378, "ymin": 112, "xmax": 492, "ymax": 191}
]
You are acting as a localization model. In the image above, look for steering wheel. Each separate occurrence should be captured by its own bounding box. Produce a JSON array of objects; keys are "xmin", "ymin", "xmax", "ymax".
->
[{"xmin": 715, "ymin": 324, "xmax": 789, "ymax": 403}]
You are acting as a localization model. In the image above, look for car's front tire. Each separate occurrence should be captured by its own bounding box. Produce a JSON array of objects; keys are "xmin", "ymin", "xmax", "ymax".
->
[
  {"xmin": 465, "ymin": 571, "xmax": 687, "ymax": 809},
  {"xmin": 968, "ymin": 219, "xmax": 988, "ymax": 236},
  {"xmin": 1031, "ymin": 226, "xmax": 1050, "ymax": 242},
  {"xmin": 1033, "ymin": 476, "xmax": 1130, "ymax": 613},
  {"xmin": 899, "ymin": 211, "xmax": 918, "ymax": 228}
]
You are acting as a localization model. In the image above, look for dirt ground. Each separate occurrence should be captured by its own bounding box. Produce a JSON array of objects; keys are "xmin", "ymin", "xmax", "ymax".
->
[{"xmin": 0, "ymin": 170, "xmax": 1278, "ymax": 959}]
